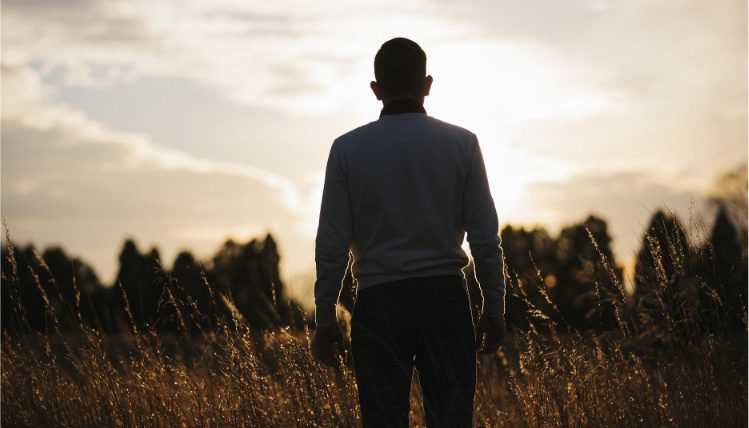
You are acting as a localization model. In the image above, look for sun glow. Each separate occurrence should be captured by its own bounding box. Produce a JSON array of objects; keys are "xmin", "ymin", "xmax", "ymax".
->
[{"xmin": 424, "ymin": 39, "xmax": 623, "ymax": 226}]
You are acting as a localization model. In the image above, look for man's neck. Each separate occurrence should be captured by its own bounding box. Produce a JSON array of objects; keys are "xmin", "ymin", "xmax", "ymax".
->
[{"xmin": 379, "ymin": 99, "xmax": 427, "ymax": 117}]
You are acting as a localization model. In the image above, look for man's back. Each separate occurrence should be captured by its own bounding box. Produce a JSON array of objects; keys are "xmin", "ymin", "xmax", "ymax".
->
[
  {"xmin": 328, "ymin": 112, "xmax": 483, "ymax": 286},
  {"xmin": 315, "ymin": 108, "xmax": 504, "ymax": 327}
]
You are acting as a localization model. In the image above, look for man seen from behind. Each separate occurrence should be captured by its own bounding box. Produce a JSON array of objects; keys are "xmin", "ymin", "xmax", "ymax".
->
[{"xmin": 312, "ymin": 37, "xmax": 506, "ymax": 428}]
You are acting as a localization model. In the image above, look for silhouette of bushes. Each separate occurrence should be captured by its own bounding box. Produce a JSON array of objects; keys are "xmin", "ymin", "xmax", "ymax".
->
[{"xmin": 1, "ymin": 232, "xmax": 306, "ymax": 336}]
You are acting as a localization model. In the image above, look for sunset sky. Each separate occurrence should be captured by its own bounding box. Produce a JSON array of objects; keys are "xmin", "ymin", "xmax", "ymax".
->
[{"xmin": 2, "ymin": 0, "xmax": 746, "ymax": 305}]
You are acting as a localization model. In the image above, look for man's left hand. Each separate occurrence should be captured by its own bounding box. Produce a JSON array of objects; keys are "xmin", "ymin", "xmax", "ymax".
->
[
  {"xmin": 312, "ymin": 323, "xmax": 346, "ymax": 367},
  {"xmin": 476, "ymin": 315, "xmax": 506, "ymax": 355}
]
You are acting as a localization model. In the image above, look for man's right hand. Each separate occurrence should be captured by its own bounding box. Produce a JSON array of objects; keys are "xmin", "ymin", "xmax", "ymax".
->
[
  {"xmin": 476, "ymin": 315, "xmax": 506, "ymax": 355},
  {"xmin": 312, "ymin": 323, "xmax": 346, "ymax": 367}
]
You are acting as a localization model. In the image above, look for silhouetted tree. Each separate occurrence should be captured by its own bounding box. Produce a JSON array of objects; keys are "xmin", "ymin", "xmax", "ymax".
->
[
  {"xmin": 709, "ymin": 164, "xmax": 748, "ymax": 234},
  {"xmin": 708, "ymin": 206, "xmax": 747, "ymax": 331},
  {"xmin": 170, "ymin": 250, "xmax": 227, "ymax": 333},
  {"xmin": 496, "ymin": 226, "xmax": 559, "ymax": 330},
  {"xmin": 115, "ymin": 239, "xmax": 145, "ymax": 328},
  {"xmin": 633, "ymin": 211, "xmax": 702, "ymax": 346},
  {"xmin": 39, "ymin": 247, "xmax": 103, "ymax": 330},
  {"xmin": 465, "ymin": 216, "xmax": 623, "ymax": 334},
  {"xmin": 2, "ymin": 242, "xmax": 107, "ymax": 334},
  {"xmin": 1, "ymin": 243, "xmax": 45, "ymax": 333},
  {"xmin": 114, "ymin": 240, "xmax": 164, "ymax": 330},
  {"xmin": 208, "ymin": 235, "xmax": 303, "ymax": 330},
  {"xmin": 550, "ymin": 216, "xmax": 622, "ymax": 332}
]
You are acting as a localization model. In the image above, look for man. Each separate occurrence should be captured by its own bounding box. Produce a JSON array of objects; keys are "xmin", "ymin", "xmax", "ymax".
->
[{"xmin": 312, "ymin": 37, "xmax": 506, "ymax": 427}]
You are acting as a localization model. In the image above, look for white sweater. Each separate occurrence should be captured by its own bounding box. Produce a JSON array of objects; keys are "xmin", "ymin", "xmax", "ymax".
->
[{"xmin": 314, "ymin": 111, "xmax": 505, "ymax": 326}]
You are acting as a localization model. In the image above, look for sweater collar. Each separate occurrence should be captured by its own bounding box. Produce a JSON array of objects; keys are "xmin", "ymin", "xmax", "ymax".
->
[{"xmin": 379, "ymin": 99, "xmax": 427, "ymax": 117}]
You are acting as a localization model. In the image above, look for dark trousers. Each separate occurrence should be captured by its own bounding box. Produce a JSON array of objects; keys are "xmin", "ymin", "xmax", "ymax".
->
[{"xmin": 350, "ymin": 277, "xmax": 476, "ymax": 428}]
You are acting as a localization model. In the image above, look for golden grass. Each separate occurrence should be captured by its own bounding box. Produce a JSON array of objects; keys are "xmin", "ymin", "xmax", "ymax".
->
[
  {"xmin": 2, "ymin": 324, "xmax": 744, "ymax": 427},
  {"xmin": 1, "ymin": 220, "xmax": 747, "ymax": 427}
]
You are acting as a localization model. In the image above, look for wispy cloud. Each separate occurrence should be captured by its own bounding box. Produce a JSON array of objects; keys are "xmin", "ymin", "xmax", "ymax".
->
[
  {"xmin": 2, "ymin": 61, "xmax": 307, "ymax": 212},
  {"xmin": 1, "ymin": 60, "xmax": 319, "ymax": 281},
  {"xmin": 2, "ymin": 0, "xmax": 636, "ymax": 121},
  {"xmin": 2, "ymin": 0, "xmax": 473, "ymax": 115}
]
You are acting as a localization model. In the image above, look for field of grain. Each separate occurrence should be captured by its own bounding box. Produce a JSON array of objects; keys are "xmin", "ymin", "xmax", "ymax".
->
[{"xmin": 1, "ymin": 217, "xmax": 747, "ymax": 427}]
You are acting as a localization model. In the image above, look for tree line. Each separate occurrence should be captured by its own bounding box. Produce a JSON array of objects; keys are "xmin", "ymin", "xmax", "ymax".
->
[
  {"xmin": 2, "ymin": 234, "xmax": 306, "ymax": 335},
  {"xmin": 2, "ymin": 204, "xmax": 746, "ymax": 338},
  {"xmin": 490, "ymin": 208, "xmax": 746, "ymax": 341}
]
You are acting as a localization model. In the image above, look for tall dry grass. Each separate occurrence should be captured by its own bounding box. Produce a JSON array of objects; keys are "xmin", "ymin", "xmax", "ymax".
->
[{"xmin": 1, "ymin": 217, "xmax": 746, "ymax": 427}]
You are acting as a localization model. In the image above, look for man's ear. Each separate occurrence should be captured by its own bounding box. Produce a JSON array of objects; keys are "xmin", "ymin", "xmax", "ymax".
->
[
  {"xmin": 370, "ymin": 81, "xmax": 383, "ymax": 101},
  {"xmin": 423, "ymin": 75, "xmax": 433, "ymax": 97}
]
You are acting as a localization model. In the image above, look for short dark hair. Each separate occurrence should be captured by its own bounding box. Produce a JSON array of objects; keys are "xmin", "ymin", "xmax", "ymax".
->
[{"xmin": 374, "ymin": 38, "xmax": 427, "ymax": 100}]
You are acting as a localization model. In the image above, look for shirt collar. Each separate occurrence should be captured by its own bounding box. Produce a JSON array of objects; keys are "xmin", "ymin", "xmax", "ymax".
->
[{"xmin": 379, "ymin": 99, "xmax": 427, "ymax": 117}]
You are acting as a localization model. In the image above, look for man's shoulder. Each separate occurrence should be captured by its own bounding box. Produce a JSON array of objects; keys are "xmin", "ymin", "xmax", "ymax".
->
[
  {"xmin": 334, "ymin": 119, "xmax": 381, "ymax": 144},
  {"xmin": 424, "ymin": 115, "xmax": 477, "ymax": 138},
  {"xmin": 334, "ymin": 115, "xmax": 476, "ymax": 145}
]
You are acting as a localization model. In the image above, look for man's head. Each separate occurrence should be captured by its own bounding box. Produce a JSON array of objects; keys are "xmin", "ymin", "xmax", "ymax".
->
[{"xmin": 371, "ymin": 38, "xmax": 433, "ymax": 104}]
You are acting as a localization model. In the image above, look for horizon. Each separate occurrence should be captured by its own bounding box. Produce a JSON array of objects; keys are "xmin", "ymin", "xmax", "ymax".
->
[{"xmin": 3, "ymin": 200, "xmax": 742, "ymax": 310}]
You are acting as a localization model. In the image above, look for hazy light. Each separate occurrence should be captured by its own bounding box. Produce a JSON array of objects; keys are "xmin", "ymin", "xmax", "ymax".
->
[{"xmin": 425, "ymin": 38, "xmax": 625, "ymax": 227}]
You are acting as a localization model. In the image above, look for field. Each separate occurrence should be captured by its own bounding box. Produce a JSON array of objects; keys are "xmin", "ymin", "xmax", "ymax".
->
[{"xmin": 1, "ymin": 218, "xmax": 747, "ymax": 427}]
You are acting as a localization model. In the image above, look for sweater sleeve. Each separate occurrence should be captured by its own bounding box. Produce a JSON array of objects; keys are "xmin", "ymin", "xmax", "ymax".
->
[
  {"xmin": 314, "ymin": 142, "xmax": 353, "ymax": 326},
  {"xmin": 463, "ymin": 137, "xmax": 506, "ymax": 317}
]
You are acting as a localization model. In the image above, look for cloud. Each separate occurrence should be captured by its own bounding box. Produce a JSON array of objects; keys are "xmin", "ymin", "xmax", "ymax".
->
[
  {"xmin": 2, "ymin": 0, "xmax": 632, "ymax": 120},
  {"xmin": 5, "ymin": 0, "xmax": 744, "ymax": 124},
  {"xmin": 2, "ymin": 0, "xmax": 471, "ymax": 115},
  {"xmin": 1, "ymin": 62, "xmax": 319, "ymax": 282},
  {"xmin": 458, "ymin": 0, "xmax": 746, "ymax": 111},
  {"xmin": 2, "ymin": 62, "xmax": 307, "ymax": 209}
]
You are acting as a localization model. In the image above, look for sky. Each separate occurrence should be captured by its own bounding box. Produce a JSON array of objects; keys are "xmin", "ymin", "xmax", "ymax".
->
[{"xmin": 2, "ymin": 0, "xmax": 747, "ymax": 306}]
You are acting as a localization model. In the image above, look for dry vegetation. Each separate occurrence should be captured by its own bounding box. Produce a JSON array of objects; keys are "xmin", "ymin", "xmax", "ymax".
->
[{"xmin": 2, "ymin": 218, "xmax": 747, "ymax": 427}]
